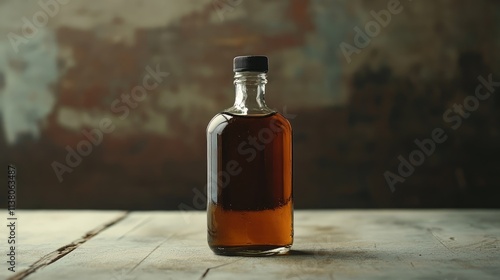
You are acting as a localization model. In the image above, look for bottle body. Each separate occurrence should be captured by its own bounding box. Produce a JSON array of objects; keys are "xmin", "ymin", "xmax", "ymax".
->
[{"xmin": 207, "ymin": 112, "xmax": 293, "ymax": 255}]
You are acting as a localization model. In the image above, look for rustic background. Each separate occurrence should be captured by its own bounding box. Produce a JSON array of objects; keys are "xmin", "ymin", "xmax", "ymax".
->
[{"xmin": 1, "ymin": 0, "xmax": 499, "ymax": 210}]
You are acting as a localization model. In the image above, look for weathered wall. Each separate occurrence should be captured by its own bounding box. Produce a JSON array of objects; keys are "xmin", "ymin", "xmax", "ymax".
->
[{"xmin": 1, "ymin": 0, "xmax": 499, "ymax": 209}]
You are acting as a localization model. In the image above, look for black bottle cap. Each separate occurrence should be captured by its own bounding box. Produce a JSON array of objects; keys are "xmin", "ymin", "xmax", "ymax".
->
[{"xmin": 233, "ymin": 55, "xmax": 268, "ymax": 73}]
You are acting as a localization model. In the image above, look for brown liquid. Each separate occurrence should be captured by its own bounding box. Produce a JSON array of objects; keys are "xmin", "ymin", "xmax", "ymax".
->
[{"xmin": 207, "ymin": 112, "xmax": 293, "ymax": 255}]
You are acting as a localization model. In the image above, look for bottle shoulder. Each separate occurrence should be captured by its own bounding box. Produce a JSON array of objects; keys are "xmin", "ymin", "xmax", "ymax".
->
[
  {"xmin": 223, "ymin": 106, "xmax": 275, "ymax": 116},
  {"xmin": 207, "ymin": 112, "xmax": 292, "ymax": 135},
  {"xmin": 207, "ymin": 113, "xmax": 232, "ymax": 134},
  {"xmin": 272, "ymin": 112, "xmax": 292, "ymax": 130}
]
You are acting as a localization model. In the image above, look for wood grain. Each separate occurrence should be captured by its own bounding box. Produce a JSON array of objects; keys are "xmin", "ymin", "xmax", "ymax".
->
[
  {"xmin": 6, "ymin": 210, "xmax": 500, "ymax": 280},
  {"xmin": 2, "ymin": 210, "xmax": 126, "ymax": 280}
]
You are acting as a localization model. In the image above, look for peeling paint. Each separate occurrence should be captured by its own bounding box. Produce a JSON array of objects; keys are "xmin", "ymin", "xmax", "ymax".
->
[
  {"xmin": 0, "ymin": 0, "xmax": 499, "ymax": 210},
  {"xmin": 0, "ymin": 30, "xmax": 58, "ymax": 144},
  {"xmin": 52, "ymin": 0, "xmax": 212, "ymax": 44},
  {"xmin": 157, "ymin": 85, "xmax": 218, "ymax": 120},
  {"xmin": 57, "ymin": 105, "xmax": 172, "ymax": 136}
]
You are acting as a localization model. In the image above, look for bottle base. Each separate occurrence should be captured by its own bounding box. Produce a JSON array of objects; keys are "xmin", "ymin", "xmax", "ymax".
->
[{"xmin": 210, "ymin": 245, "xmax": 291, "ymax": 256}]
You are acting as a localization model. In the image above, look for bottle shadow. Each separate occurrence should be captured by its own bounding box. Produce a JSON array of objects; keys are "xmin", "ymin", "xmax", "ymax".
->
[{"xmin": 282, "ymin": 249, "xmax": 378, "ymax": 261}]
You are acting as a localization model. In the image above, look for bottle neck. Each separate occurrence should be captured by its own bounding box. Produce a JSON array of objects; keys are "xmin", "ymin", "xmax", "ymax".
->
[{"xmin": 225, "ymin": 72, "xmax": 274, "ymax": 116}]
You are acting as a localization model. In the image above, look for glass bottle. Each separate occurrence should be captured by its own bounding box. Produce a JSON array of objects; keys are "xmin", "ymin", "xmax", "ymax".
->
[{"xmin": 206, "ymin": 56, "xmax": 293, "ymax": 256}]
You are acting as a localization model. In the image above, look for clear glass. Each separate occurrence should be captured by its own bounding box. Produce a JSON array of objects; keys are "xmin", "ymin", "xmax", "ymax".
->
[
  {"xmin": 225, "ymin": 72, "xmax": 274, "ymax": 115},
  {"xmin": 206, "ymin": 71, "xmax": 293, "ymax": 256}
]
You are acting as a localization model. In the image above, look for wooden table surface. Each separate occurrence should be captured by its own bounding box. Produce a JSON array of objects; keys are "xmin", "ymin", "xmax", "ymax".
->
[{"xmin": 2, "ymin": 210, "xmax": 499, "ymax": 280}]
